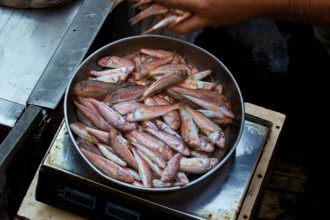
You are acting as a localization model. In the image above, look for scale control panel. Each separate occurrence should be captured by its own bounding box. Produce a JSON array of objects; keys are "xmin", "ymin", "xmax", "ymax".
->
[{"xmin": 36, "ymin": 170, "xmax": 181, "ymax": 220}]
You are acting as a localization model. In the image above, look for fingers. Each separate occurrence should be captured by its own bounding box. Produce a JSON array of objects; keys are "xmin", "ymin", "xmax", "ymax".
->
[
  {"xmin": 168, "ymin": 15, "xmax": 206, "ymax": 35},
  {"xmin": 152, "ymin": 0, "xmax": 208, "ymax": 34},
  {"xmin": 154, "ymin": 0, "xmax": 198, "ymax": 11}
]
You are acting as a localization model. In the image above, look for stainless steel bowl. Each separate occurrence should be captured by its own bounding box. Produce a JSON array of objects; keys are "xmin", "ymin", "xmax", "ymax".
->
[{"xmin": 64, "ymin": 35, "xmax": 245, "ymax": 192}]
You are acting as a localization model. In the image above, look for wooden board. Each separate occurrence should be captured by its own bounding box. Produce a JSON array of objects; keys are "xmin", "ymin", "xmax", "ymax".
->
[{"xmin": 237, "ymin": 103, "xmax": 285, "ymax": 220}]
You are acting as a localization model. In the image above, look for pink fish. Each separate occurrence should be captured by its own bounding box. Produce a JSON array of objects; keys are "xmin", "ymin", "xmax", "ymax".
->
[
  {"xmin": 80, "ymin": 148, "xmax": 134, "ymax": 183},
  {"xmin": 132, "ymin": 148, "xmax": 153, "ymax": 187},
  {"xmin": 126, "ymin": 102, "xmax": 186, "ymax": 122},
  {"xmin": 161, "ymin": 153, "xmax": 182, "ymax": 183}
]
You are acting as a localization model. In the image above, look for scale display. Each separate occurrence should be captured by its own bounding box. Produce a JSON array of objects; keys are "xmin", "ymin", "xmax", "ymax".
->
[{"xmin": 61, "ymin": 187, "xmax": 96, "ymax": 210}]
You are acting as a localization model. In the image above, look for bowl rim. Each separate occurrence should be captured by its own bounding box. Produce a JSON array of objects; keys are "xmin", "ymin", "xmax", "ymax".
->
[{"xmin": 64, "ymin": 34, "xmax": 245, "ymax": 192}]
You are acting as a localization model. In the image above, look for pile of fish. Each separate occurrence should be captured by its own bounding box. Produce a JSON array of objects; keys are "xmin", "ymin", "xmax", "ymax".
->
[
  {"xmin": 69, "ymin": 47, "xmax": 235, "ymax": 188},
  {"xmin": 129, "ymin": 0, "xmax": 192, "ymax": 34}
]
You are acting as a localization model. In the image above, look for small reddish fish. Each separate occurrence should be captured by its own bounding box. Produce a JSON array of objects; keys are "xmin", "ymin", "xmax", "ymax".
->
[
  {"xmin": 139, "ymin": 48, "xmax": 173, "ymax": 58},
  {"xmin": 168, "ymin": 87, "xmax": 233, "ymax": 116},
  {"xmin": 70, "ymin": 80, "xmax": 122, "ymax": 100},
  {"xmin": 178, "ymin": 79, "xmax": 216, "ymax": 90},
  {"xmin": 108, "ymin": 127, "xmax": 138, "ymax": 170},
  {"xmin": 137, "ymin": 149, "xmax": 164, "ymax": 177},
  {"xmin": 89, "ymin": 66, "xmax": 134, "ymax": 84},
  {"xmin": 69, "ymin": 122, "xmax": 102, "ymax": 144},
  {"xmin": 179, "ymin": 108, "xmax": 201, "ymax": 149},
  {"xmin": 196, "ymin": 109, "xmax": 235, "ymax": 120},
  {"xmin": 142, "ymin": 15, "xmax": 178, "ymax": 35},
  {"xmin": 190, "ymin": 150, "xmax": 209, "ymax": 158},
  {"xmin": 132, "ymin": 148, "xmax": 153, "ymax": 187},
  {"xmin": 161, "ymin": 153, "xmax": 182, "ymax": 183},
  {"xmin": 76, "ymin": 137, "xmax": 103, "ymax": 157},
  {"xmin": 155, "ymin": 119, "xmax": 182, "ymax": 140},
  {"xmin": 175, "ymin": 172, "xmax": 189, "ymax": 185},
  {"xmin": 141, "ymin": 69, "xmax": 188, "ymax": 99},
  {"xmin": 148, "ymin": 64, "xmax": 188, "ymax": 78},
  {"xmin": 97, "ymin": 55, "xmax": 135, "ymax": 68},
  {"xmin": 129, "ymin": 4, "xmax": 168, "ymax": 25},
  {"xmin": 73, "ymin": 98, "xmax": 114, "ymax": 132},
  {"xmin": 152, "ymin": 179, "xmax": 173, "ymax": 188},
  {"xmin": 126, "ymin": 102, "xmax": 186, "ymax": 122},
  {"xmin": 135, "ymin": 55, "xmax": 174, "ymax": 80},
  {"xmin": 129, "ymin": 141, "xmax": 167, "ymax": 169},
  {"xmin": 84, "ymin": 126, "xmax": 111, "ymax": 144},
  {"xmin": 143, "ymin": 126, "xmax": 190, "ymax": 156},
  {"xmin": 187, "ymin": 69, "xmax": 212, "ymax": 80},
  {"xmin": 179, "ymin": 157, "xmax": 219, "ymax": 174},
  {"xmin": 103, "ymin": 85, "xmax": 148, "ymax": 105},
  {"xmin": 111, "ymin": 101, "xmax": 145, "ymax": 115},
  {"xmin": 198, "ymin": 134, "xmax": 216, "ymax": 152},
  {"xmin": 97, "ymin": 143, "xmax": 128, "ymax": 167},
  {"xmin": 132, "ymin": 0, "xmax": 153, "ymax": 8},
  {"xmin": 153, "ymin": 95, "xmax": 181, "ymax": 130},
  {"xmin": 88, "ymin": 98, "xmax": 137, "ymax": 132},
  {"xmin": 185, "ymin": 106, "xmax": 226, "ymax": 148},
  {"xmin": 88, "ymin": 66, "xmax": 134, "ymax": 77},
  {"xmin": 126, "ymin": 129, "xmax": 174, "ymax": 160},
  {"xmin": 140, "ymin": 120, "xmax": 159, "ymax": 130},
  {"xmin": 123, "ymin": 167, "xmax": 142, "ymax": 181},
  {"xmin": 76, "ymin": 109, "xmax": 95, "ymax": 128},
  {"xmin": 213, "ymin": 117, "xmax": 234, "ymax": 126},
  {"xmin": 80, "ymin": 148, "xmax": 134, "ymax": 183},
  {"xmin": 169, "ymin": 86, "xmax": 233, "ymax": 109}
]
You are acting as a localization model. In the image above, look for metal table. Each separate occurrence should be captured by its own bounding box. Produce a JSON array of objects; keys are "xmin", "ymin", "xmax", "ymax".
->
[{"xmin": 0, "ymin": 0, "xmax": 121, "ymax": 172}]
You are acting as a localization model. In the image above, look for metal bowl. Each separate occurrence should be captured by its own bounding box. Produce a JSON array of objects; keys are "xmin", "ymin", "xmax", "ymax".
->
[{"xmin": 64, "ymin": 35, "xmax": 245, "ymax": 192}]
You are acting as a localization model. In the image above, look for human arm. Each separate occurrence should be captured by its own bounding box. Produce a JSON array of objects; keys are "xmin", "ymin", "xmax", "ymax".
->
[{"xmin": 154, "ymin": 0, "xmax": 330, "ymax": 34}]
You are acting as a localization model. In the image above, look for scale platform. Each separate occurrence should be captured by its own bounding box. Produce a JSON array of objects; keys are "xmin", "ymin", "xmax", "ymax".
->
[{"xmin": 35, "ymin": 114, "xmax": 271, "ymax": 220}]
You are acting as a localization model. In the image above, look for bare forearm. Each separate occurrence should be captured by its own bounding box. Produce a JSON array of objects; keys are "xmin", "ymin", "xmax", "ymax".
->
[
  {"xmin": 266, "ymin": 0, "xmax": 330, "ymax": 25},
  {"xmin": 154, "ymin": 0, "xmax": 330, "ymax": 34}
]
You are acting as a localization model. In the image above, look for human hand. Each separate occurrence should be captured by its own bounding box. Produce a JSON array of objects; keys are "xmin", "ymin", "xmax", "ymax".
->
[
  {"xmin": 154, "ymin": 0, "xmax": 265, "ymax": 34},
  {"xmin": 154, "ymin": 0, "xmax": 330, "ymax": 35}
]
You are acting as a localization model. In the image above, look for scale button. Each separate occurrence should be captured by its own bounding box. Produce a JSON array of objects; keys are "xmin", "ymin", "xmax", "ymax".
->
[{"xmin": 106, "ymin": 202, "xmax": 140, "ymax": 220}]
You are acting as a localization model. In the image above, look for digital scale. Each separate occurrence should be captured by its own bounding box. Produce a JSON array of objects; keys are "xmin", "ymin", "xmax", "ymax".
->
[{"xmin": 35, "ymin": 114, "xmax": 271, "ymax": 220}]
